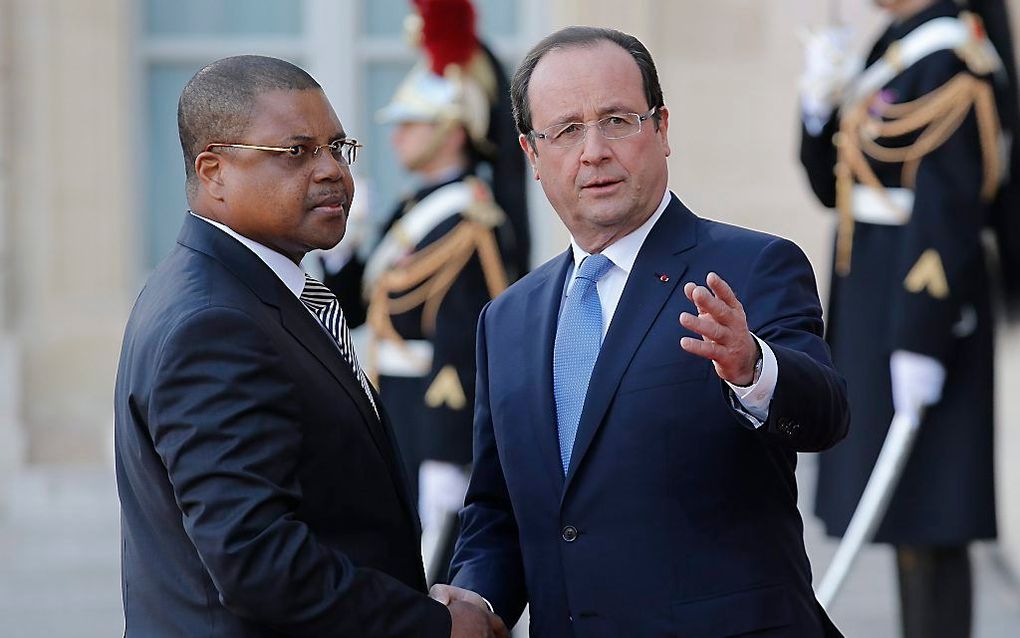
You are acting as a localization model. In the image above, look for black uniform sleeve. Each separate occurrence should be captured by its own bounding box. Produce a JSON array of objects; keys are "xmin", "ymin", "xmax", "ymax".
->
[
  {"xmin": 321, "ymin": 255, "xmax": 369, "ymax": 328},
  {"xmin": 798, "ymin": 112, "xmax": 842, "ymax": 208},
  {"xmin": 891, "ymin": 51, "xmax": 987, "ymax": 362},
  {"xmin": 419, "ymin": 230, "xmax": 496, "ymax": 465}
]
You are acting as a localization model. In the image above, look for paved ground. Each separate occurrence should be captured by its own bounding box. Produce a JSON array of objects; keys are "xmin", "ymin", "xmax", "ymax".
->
[{"xmin": 0, "ymin": 459, "xmax": 1017, "ymax": 637}]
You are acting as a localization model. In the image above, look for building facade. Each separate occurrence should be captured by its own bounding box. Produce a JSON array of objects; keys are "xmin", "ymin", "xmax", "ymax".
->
[{"xmin": 2, "ymin": 0, "xmax": 1019, "ymax": 576}]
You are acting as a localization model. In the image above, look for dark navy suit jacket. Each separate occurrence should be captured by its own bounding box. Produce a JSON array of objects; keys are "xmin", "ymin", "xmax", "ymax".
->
[
  {"xmin": 114, "ymin": 215, "xmax": 451, "ymax": 637},
  {"xmin": 450, "ymin": 197, "xmax": 848, "ymax": 637}
]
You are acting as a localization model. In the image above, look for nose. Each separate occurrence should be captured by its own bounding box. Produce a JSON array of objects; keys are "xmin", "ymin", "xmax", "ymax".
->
[
  {"xmin": 311, "ymin": 146, "xmax": 344, "ymax": 182},
  {"xmin": 578, "ymin": 125, "xmax": 611, "ymax": 166}
]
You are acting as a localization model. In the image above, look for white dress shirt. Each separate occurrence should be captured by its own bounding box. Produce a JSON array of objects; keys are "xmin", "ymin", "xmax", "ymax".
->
[{"xmin": 563, "ymin": 189, "xmax": 778, "ymax": 426}]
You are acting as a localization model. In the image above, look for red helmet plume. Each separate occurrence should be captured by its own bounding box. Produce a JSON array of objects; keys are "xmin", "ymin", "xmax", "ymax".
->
[{"xmin": 413, "ymin": 0, "xmax": 479, "ymax": 76}]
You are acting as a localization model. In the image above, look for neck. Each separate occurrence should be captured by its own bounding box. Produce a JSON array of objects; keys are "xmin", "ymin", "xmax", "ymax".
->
[
  {"xmin": 418, "ymin": 157, "xmax": 467, "ymax": 184},
  {"xmin": 572, "ymin": 211, "xmax": 655, "ymax": 255}
]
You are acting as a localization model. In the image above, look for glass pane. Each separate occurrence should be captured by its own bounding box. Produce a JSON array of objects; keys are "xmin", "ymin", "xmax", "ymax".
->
[
  {"xmin": 145, "ymin": 64, "xmax": 203, "ymax": 268},
  {"xmin": 146, "ymin": 0, "xmax": 302, "ymax": 36},
  {"xmin": 475, "ymin": 0, "xmax": 518, "ymax": 38},
  {"xmin": 362, "ymin": 0, "xmax": 517, "ymax": 38},
  {"xmin": 360, "ymin": 61, "xmax": 417, "ymax": 224}
]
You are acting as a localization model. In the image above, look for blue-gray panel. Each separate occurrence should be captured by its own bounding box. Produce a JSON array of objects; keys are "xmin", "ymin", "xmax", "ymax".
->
[{"xmin": 146, "ymin": 0, "xmax": 302, "ymax": 36}]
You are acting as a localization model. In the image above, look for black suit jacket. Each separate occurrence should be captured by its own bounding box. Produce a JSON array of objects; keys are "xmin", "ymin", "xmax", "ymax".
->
[{"xmin": 114, "ymin": 214, "xmax": 451, "ymax": 637}]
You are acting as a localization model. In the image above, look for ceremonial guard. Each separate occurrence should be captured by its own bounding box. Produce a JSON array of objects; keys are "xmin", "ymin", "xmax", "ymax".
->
[
  {"xmin": 799, "ymin": 1, "xmax": 1019, "ymax": 635},
  {"xmin": 320, "ymin": 0, "xmax": 527, "ymax": 583}
]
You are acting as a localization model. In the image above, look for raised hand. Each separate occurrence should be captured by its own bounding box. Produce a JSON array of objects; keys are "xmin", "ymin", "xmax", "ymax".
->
[{"xmin": 679, "ymin": 272, "xmax": 760, "ymax": 386}]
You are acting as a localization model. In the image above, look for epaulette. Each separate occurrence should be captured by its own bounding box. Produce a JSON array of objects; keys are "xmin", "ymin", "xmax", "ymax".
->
[
  {"xmin": 461, "ymin": 176, "xmax": 506, "ymax": 229},
  {"xmin": 955, "ymin": 12, "xmax": 1002, "ymax": 77}
]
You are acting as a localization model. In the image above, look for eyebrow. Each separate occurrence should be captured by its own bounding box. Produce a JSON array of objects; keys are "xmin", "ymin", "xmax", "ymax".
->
[
  {"xmin": 280, "ymin": 132, "xmax": 348, "ymax": 144},
  {"xmin": 548, "ymin": 105, "xmax": 641, "ymax": 125}
]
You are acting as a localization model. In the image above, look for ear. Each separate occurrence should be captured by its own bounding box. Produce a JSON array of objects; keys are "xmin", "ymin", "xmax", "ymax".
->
[
  {"xmin": 655, "ymin": 106, "xmax": 671, "ymax": 158},
  {"xmin": 518, "ymin": 133, "xmax": 540, "ymax": 180},
  {"xmin": 195, "ymin": 151, "xmax": 227, "ymax": 201}
]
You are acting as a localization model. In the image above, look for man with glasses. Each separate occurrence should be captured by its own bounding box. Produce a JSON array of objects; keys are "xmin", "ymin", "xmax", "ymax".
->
[
  {"xmin": 114, "ymin": 55, "xmax": 505, "ymax": 638},
  {"xmin": 430, "ymin": 28, "xmax": 848, "ymax": 636}
]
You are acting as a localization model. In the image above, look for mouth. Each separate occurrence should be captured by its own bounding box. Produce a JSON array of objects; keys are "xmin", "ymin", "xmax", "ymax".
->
[
  {"xmin": 580, "ymin": 178, "xmax": 623, "ymax": 195},
  {"xmin": 309, "ymin": 193, "xmax": 348, "ymax": 216}
]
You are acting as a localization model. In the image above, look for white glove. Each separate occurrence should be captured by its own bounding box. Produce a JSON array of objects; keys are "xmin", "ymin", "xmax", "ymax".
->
[
  {"xmin": 890, "ymin": 350, "xmax": 946, "ymax": 417},
  {"xmin": 798, "ymin": 26, "xmax": 857, "ymax": 134}
]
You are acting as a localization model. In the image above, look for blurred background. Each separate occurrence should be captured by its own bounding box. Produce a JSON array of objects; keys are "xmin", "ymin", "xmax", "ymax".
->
[{"xmin": 0, "ymin": 0, "xmax": 1019, "ymax": 635}]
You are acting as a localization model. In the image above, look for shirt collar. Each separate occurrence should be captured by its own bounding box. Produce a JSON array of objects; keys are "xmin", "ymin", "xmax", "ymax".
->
[
  {"xmin": 569, "ymin": 187, "xmax": 672, "ymax": 274},
  {"xmin": 189, "ymin": 211, "xmax": 306, "ymax": 298}
]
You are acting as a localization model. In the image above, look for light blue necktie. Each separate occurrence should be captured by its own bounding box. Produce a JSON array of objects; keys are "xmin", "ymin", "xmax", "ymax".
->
[{"xmin": 553, "ymin": 253, "xmax": 614, "ymax": 474}]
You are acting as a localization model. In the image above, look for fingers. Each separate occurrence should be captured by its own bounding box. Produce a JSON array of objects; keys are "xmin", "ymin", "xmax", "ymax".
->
[
  {"xmin": 684, "ymin": 279, "xmax": 734, "ymax": 323},
  {"xmin": 680, "ymin": 272, "xmax": 757, "ymax": 385},
  {"xmin": 679, "ymin": 335, "xmax": 723, "ymax": 360},
  {"xmin": 490, "ymin": 614, "xmax": 510, "ymax": 638},
  {"xmin": 706, "ymin": 272, "xmax": 740, "ymax": 309},
  {"xmin": 430, "ymin": 584, "xmax": 489, "ymax": 612},
  {"xmin": 681, "ymin": 272, "xmax": 743, "ymax": 345},
  {"xmin": 428, "ymin": 584, "xmax": 453, "ymax": 605},
  {"xmin": 679, "ymin": 310, "xmax": 726, "ymax": 343}
]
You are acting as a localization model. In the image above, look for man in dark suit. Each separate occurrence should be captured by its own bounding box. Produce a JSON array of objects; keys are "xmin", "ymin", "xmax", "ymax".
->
[
  {"xmin": 114, "ymin": 55, "xmax": 504, "ymax": 638},
  {"xmin": 430, "ymin": 28, "xmax": 850, "ymax": 637}
]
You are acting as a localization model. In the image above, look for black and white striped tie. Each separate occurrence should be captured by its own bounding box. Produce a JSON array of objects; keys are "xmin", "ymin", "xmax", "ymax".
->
[{"xmin": 300, "ymin": 274, "xmax": 379, "ymax": 419}]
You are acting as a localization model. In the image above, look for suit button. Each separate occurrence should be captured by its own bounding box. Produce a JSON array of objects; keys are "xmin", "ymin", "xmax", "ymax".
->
[{"xmin": 562, "ymin": 525, "xmax": 579, "ymax": 542}]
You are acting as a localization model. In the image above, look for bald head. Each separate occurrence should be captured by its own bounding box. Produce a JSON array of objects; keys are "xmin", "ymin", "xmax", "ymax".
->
[{"xmin": 177, "ymin": 55, "xmax": 321, "ymax": 195}]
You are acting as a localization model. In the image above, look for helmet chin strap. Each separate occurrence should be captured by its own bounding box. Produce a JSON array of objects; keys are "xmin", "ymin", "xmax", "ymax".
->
[{"xmin": 406, "ymin": 118, "xmax": 459, "ymax": 172}]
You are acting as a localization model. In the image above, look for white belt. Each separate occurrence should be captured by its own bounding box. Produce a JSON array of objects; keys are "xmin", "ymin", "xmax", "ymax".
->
[
  {"xmin": 375, "ymin": 338, "xmax": 433, "ymax": 377},
  {"xmin": 851, "ymin": 185, "xmax": 913, "ymax": 226}
]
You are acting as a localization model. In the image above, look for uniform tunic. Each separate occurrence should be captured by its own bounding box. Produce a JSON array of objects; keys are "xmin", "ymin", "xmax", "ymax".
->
[
  {"xmin": 799, "ymin": 0, "xmax": 998, "ymax": 544},
  {"xmin": 324, "ymin": 171, "xmax": 504, "ymax": 496}
]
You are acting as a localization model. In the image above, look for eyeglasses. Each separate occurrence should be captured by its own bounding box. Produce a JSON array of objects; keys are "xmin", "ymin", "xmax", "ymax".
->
[
  {"xmin": 531, "ymin": 107, "xmax": 658, "ymax": 149},
  {"xmin": 204, "ymin": 138, "xmax": 362, "ymax": 166}
]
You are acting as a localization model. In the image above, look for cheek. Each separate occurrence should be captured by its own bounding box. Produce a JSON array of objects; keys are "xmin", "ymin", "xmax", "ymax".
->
[{"xmin": 540, "ymin": 158, "xmax": 576, "ymax": 192}]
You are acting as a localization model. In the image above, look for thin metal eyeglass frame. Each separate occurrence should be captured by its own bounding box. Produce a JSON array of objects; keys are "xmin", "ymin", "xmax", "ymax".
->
[
  {"xmin": 203, "ymin": 139, "xmax": 363, "ymax": 165},
  {"xmin": 530, "ymin": 107, "xmax": 658, "ymax": 148}
]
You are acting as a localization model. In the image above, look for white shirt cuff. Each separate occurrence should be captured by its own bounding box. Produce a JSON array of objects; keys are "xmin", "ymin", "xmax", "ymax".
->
[{"xmin": 725, "ymin": 334, "xmax": 778, "ymax": 428}]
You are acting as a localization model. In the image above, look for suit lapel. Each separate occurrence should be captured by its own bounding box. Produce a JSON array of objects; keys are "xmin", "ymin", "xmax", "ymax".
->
[
  {"xmin": 276, "ymin": 304, "xmax": 394, "ymax": 458},
  {"xmin": 177, "ymin": 215, "xmax": 398, "ymax": 476},
  {"xmin": 562, "ymin": 197, "xmax": 698, "ymax": 496},
  {"xmin": 525, "ymin": 250, "xmax": 574, "ymax": 492}
]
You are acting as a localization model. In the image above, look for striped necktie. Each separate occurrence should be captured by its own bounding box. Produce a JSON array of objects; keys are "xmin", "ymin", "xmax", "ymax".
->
[
  {"xmin": 300, "ymin": 274, "xmax": 379, "ymax": 420},
  {"xmin": 553, "ymin": 253, "xmax": 614, "ymax": 474}
]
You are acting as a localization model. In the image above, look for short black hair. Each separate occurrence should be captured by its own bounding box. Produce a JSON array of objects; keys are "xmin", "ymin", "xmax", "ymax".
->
[
  {"xmin": 510, "ymin": 26, "xmax": 664, "ymax": 142},
  {"xmin": 177, "ymin": 55, "xmax": 321, "ymax": 194}
]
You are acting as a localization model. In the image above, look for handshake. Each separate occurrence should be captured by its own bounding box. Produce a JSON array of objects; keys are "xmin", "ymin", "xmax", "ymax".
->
[{"xmin": 430, "ymin": 584, "xmax": 509, "ymax": 638}]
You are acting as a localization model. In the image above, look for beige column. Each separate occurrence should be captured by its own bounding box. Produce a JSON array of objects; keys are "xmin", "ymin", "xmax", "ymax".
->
[
  {"xmin": 7, "ymin": 0, "xmax": 134, "ymax": 465},
  {"xmin": 0, "ymin": 0, "xmax": 27, "ymax": 506}
]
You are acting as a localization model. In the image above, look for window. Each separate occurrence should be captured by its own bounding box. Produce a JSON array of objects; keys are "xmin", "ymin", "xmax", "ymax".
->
[{"xmin": 139, "ymin": 0, "xmax": 542, "ymax": 268}]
